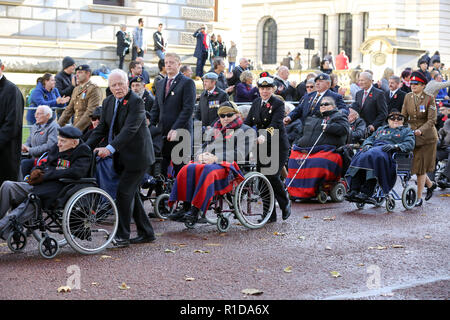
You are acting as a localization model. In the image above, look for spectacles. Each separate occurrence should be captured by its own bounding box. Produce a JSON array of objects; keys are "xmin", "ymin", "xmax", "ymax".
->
[
  {"xmin": 306, "ymin": 86, "xmax": 314, "ymax": 89},
  {"xmin": 219, "ymin": 113, "xmax": 236, "ymax": 118},
  {"xmin": 91, "ymin": 117, "xmax": 100, "ymax": 121},
  {"xmin": 320, "ymin": 102, "xmax": 332, "ymax": 106},
  {"xmin": 389, "ymin": 116, "xmax": 404, "ymax": 121}
]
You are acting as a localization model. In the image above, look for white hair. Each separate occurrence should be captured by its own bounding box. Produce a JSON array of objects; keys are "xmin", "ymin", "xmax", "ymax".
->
[
  {"xmin": 108, "ymin": 69, "xmax": 128, "ymax": 85},
  {"xmin": 360, "ymin": 71, "xmax": 373, "ymax": 81},
  {"xmin": 285, "ymin": 102, "xmax": 295, "ymax": 113},
  {"xmin": 37, "ymin": 105, "xmax": 52, "ymax": 117}
]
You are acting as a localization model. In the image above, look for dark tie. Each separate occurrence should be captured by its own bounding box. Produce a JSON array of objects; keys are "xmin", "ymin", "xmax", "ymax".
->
[
  {"xmin": 165, "ymin": 78, "xmax": 174, "ymax": 97},
  {"xmin": 108, "ymin": 99, "xmax": 120, "ymax": 144},
  {"xmin": 310, "ymin": 94, "xmax": 321, "ymax": 112}
]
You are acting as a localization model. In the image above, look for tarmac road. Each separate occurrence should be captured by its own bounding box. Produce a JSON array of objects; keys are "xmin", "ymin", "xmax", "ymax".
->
[{"xmin": 0, "ymin": 184, "xmax": 449, "ymax": 302}]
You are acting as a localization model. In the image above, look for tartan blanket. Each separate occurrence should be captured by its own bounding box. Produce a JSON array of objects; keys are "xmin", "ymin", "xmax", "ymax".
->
[
  {"xmin": 169, "ymin": 161, "xmax": 244, "ymax": 213},
  {"xmin": 286, "ymin": 145, "xmax": 343, "ymax": 199}
]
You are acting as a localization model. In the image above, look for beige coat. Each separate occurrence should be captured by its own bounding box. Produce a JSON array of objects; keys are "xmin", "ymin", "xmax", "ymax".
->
[{"xmin": 58, "ymin": 81, "xmax": 103, "ymax": 131}]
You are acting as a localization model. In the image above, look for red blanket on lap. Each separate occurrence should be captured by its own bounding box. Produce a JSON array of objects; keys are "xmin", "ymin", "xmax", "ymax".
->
[{"xmin": 169, "ymin": 162, "xmax": 244, "ymax": 213}]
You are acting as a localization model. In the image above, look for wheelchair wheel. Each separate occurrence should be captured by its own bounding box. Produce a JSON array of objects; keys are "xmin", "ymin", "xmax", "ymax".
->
[
  {"xmin": 39, "ymin": 236, "xmax": 59, "ymax": 259},
  {"xmin": 217, "ymin": 213, "xmax": 231, "ymax": 233},
  {"xmin": 7, "ymin": 231, "xmax": 27, "ymax": 253},
  {"xmin": 154, "ymin": 194, "xmax": 171, "ymax": 219},
  {"xmin": 317, "ymin": 191, "xmax": 328, "ymax": 204},
  {"xmin": 386, "ymin": 196, "xmax": 396, "ymax": 212},
  {"xmin": 330, "ymin": 183, "xmax": 346, "ymax": 202},
  {"xmin": 233, "ymin": 172, "xmax": 274, "ymax": 229},
  {"xmin": 355, "ymin": 202, "xmax": 365, "ymax": 210},
  {"xmin": 374, "ymin": 196, "xmax": 385, "ymax": 207},
  {"xmin": 402, "ymin": 185, "xmax": 417, "ymax": 210},
  {"xmin": 62, "ymin": 187, "xmax": 118, "ymax": 255}
]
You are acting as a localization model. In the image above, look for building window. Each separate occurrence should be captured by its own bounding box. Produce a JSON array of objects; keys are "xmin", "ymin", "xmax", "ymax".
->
[
  {"xmin": 338, "ymin": 13, "xmax": 352, "ymax": 62},
  {"xmin": 322, "ymin": 15, "xmax": 328, "ymax": 57},
  {"xmin": 262, "ymin": 18, "xmax": 277, "ymax": 64},
  {"xmin": 93, "ymin": 0, "xmax": 124, "ymax": 6},
  {"xmin": 363, "ymin": 12, "xmax": 369, "ymax": 42}
]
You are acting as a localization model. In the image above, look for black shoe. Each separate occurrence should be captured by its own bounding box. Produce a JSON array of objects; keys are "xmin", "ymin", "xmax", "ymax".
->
[
  {"xmin": 344, "ymin": 190, "xmax": 358, "ymax": 202},
  {"xmin": 184, "ymin": 208, "xmax": 200, "ymax": 224},
  {"xmin": 282, "ymin": 202, "xmax": 291, "ymax": 220},
  {"xmin": 437, "ymin": 178, "xmax": 450, "ymax": 188},
  {"xmin": 148, "ymin": 211, "xmax": 158, "ymax": 219},
  {"xmin": 112, "ymin": 237, "xmax": 130, "ymax": 248},
  {"xmin": 425, "ymin": 182, "xmax": 437, "ymax": 201},
  {"xmin": 167, "ymin": 210, "xmax": 187, "ymax": 221},
  {"xmin": 415, "ymin": 198, "xmax": 423, "ymax": 207},
  {"xmin": 354, "ymin": 192, "xmax": 369, "ymax": 202},
  {"xmin": 130, "ymin": 235, "xmax": 156, "ymax": 244}
]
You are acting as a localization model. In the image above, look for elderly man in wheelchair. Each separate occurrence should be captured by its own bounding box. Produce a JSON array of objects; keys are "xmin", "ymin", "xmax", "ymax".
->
[
  {"xmin": 165, "ymin": 101, "xmax": 274, "ymax": 231},
  {"xmin": 0, "ymin": 126, "xmax": 118, "ymax": 258},
  {"xmin": 345, "ymin": 110, "xmax": 415, "ymax": 207}
]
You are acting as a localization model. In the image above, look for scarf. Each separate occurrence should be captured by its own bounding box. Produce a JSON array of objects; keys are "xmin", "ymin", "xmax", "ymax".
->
[
  {"xmin": 202, "ymin": 31, "xmax": 209, "ymax": 50},
  {"xmin": 212, "ymin": 116, "xmax": 243, "ymax": 140}
]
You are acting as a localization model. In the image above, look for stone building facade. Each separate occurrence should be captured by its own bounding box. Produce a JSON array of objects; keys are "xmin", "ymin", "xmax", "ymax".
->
[
  {"xmin": 240, "ymin": 0, "xmax": 450, "ymax": 79},
  {"xmin": 0, "ymin": 0, "xmax": 241, "ymax": 73}
]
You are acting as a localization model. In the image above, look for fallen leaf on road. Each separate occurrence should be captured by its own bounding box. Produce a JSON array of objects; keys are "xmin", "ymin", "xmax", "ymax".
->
[
  {"xmin": 424, "ymin": 235, "xmax": 432, "ymax": 239},
  {"xmin": 392, "ymin": 244, "xmax": 404, "ymax": 248},
  {"xmin": 439, "ymin": 194, "xmax": 450, "ymax": 197},
  {"xmin": 172, "ymin": 243, "xmax": 187, "ymax": 247},
  {"xmin": 325, "ymin": 246, "xmax": 332, "ymax": 250},
  {"xmin": 303, "ymin": 216, "xmax": 311, "ymax": 219},
  {"xmin": 358, "ymin": 263, "xmax": 365, "ymax": 267},
  {"xmin": 91, "ymin": 282, "xmax": 99, "ymax": 286},
  {"xmin": 118, "ymin": 282, "xmax": 130, "ymax": 290},
  {"xmin": 205, "ymin": 243, "xmax": 222, "ymax": 247},
  {"xmin": 330, "ymin": 271, "xmax": 341, "ymax": 278},
  {"xmin": 219, "ymin": 233, "xmax": 227, "ymax": 237},
  {"xmin": 194, "ymin": 249, "xmax": 210, "ymax": 254},
  {"xmin": 100, "ymin": 255, "xmax": 112, "ymax": 259},
  {"xmin": 54, "ymin": 259, "xmax": 62, "ymax": 262},
  {"xmin": 273, "ymin": 232, "xmax": 286, "ymax": 236},
  {"xmin": 0, "ymin": 243, "xmax": 7, "ymax": 247},
  {"xmin": 284, "ymin": 266, "xmax": 293, "ymax": 273},
  {"xmin": 57, "ymin": 286, "xmax": 71, "ymax": 293},
  {"xmin": 323, "ymin": 216, "xmax": 336, "ymax": 221},
  {"xmin": 297, "ymin": 236, "xmax": 306, "ymax": 241},
  {"xmin": 185, "ymin": 277, "xmax": 195, "ymax": 281},
  {"xmin": 155, "ymin": 233, "xmax": 164, "ymax": 237},
  {"xmin": 242, "ymin": 288, "xmax": 264, "ymax": 296},
  {"xmin": 165, "ymin": 249, "xmax": 176, "ymax": 253}
]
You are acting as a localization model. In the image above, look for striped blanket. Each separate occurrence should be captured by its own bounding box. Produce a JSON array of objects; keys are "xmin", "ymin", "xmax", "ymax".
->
[
  {"xmin": 286, "ymin": 145, "xmax": 343, "ymax": 199},
  {"xmin": 169, "ymin": 162, "xmax": 244, "ymax": 213}
]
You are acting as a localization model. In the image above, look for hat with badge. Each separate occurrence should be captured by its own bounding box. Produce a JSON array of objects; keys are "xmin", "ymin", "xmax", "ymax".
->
[
  {"xmin": 217, "ymin": 101, "xmax": 239, "ymax": 115},
  {"xmin": 58, "ymin": 126, "xmax": 83, "ymax": 139},
  {"xmin": 257, "ymin": 71, "xmax": 275, "ymax": 88},
  {"xmin": 129, "ymin": 75, "xmax": 145, "ymax": 85},
  {"xmin": 202, "ymin": 72, "xmax": 219, "ymax": 81},
  {"xmin": 75, "ymin": 64, "xmax": 91, "ymax": 73},
  {"xmin": 410, "ymin": 71, "xmax": 428, "ymax": 85},
  {"xmin": 315, "ymin": 73, "xmax": 331, "ymax": 82}
]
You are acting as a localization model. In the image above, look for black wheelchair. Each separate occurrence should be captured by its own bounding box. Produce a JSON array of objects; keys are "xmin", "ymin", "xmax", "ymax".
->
[
  {"xmin": 156, "ymin": 162, "xmax": 276, "ymax": 233},
  {"xmin": 353, "ymin": 152, "xmax": 418, "ymax": 212},
  {"xmin": 3, "ymin": 153, "xmax": 119, "ymax": 259}
]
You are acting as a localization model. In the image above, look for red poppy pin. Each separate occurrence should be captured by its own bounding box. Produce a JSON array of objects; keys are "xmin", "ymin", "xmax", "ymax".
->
[
  {"xmin": 213, "ymin": 91, "xmax": 218, "ymax": 95},
  {"xmin": 266, "ymin": 103, "xmax": 271, "ymax": 109},
  {"xmin": 369, "ymin": 93, "xmax": 373, "ymax": 98},
  {"xmin": 394, "ymin": 94, "xmax": 397, "ymax": 99},
  {"xmin": 123, "ymin": 100, "xmax": 128, "ymax": 106}
]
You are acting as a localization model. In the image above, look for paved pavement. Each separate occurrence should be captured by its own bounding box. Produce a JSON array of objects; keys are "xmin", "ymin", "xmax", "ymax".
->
[{"xmin": 0, "ymin": 183, "xmax": 449, "ymax": 303}]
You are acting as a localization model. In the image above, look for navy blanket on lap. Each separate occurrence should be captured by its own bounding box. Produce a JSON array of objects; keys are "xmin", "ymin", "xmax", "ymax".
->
[{"xmin": 345, "ymin": 140, "xmax": 397, "ymax": 194}]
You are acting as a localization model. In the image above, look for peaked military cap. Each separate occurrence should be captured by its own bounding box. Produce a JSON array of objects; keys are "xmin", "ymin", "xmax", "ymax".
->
[
  {"xmin": 75, "ymin": 64, "xmax": 91, "ymax": 73},
  {"xmin": 410, "ymin": 71, "xmax": 428, "ymax": 85},
  {"xmin": 315, "ymin": 73, "xmax": 331, "ymax": 82},
  {"xmin": 202, "ymin": 72, "xmax": 219, "ymax": 81},
  {"xmin": 257, "ymin": 72, "xmax": 275, "ymax": 88},
  {"xmin": 58, "ymin": 126, "xmax": 83, "ymax": 139}
]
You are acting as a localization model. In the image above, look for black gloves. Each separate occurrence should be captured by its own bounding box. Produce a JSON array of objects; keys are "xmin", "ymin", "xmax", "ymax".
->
[{"xmin": 382, "ymin": 144, "xmax": 398, "ymax": 153}]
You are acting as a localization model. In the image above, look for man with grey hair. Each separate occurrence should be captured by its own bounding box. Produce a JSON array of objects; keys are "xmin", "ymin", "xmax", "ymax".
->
[
  {"xmin": 351, "ymin": 71, "xmax": 388, "ymax": 132},
  {"xmin": 87, "ymin": 68, "xmax": 156, "ymax": 248},
  {"xmin": 227, "ymin": 57, "xmax": 250, "ymax": 93},
  {"xmin": 385, "ymin": 75, "xmax": 406, "ymax": 113},
  {"xmin": 116, "ymin": 24, "xmax": 131, "ymax": 70},
  {"xmin": 274, "ymin": 66, "xmax": 297, "ymax": 101},
  {"xmin": 0, "ymin": 58, "xmax": 24, "ymax": 186}
]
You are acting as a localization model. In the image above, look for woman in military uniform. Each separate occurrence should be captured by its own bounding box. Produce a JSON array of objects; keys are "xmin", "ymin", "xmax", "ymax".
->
[
  {"xmin": 244, "ymin": 72, "xmax": 291, "ymax": 222},
  {"xmin": 401, "ymin": 71, "xmax": 438, "ymax": 206}
]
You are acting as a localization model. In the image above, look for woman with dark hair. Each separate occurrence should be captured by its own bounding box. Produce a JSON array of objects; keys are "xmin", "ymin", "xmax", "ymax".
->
[
  {"xmin": 400, "ymin": 70, "xmax": 412, "ymax": 94},
  {"xmin": 320, "ymin": 60, "xmax": 333, "ymax": 75},
  {"xmin": 27, "ymin": 73, "xmax": 70, "ymax": 124}
]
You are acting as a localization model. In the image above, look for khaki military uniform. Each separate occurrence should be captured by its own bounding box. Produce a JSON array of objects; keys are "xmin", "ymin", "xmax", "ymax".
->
[
  {"xmin": 58, "ymin": 81, "xmax": 103, "ymax": 131},
  {"xmin": 401, "ymin": 91, "xmax": 438, "ymax": 175}
]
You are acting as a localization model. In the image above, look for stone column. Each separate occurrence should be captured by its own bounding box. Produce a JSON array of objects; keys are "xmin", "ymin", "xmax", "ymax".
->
[
  {"xmin": 352, "ymin": 12, "xmax": 364, "ymax": 66},
  {"xmin": 328, "ymin": 13, "xmax": 339, "ymax": 57}
]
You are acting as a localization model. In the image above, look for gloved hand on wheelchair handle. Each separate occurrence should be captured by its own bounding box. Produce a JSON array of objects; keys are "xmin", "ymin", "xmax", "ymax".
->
[{"xmin": 381, "ymin": 144, "xmax": 398, "ymax": 153}]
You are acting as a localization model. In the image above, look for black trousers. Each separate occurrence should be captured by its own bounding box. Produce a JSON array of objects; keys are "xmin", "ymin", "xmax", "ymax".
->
[
  {"xmin": 115, "ymin": 169, "xmax": 154, "ymax": 239},
  {"xmin": 161, "ymin": 138, "xmax": 190, "ymax": 178},
  {"xmin": 195, "ymin": 52, "xmax": 208, "ymax": 77},
  {"xmin": 350, "ymin": 170, "xmax": 377, "ymax": 196},
  {"xmin": 132, "ymin": 46, "xmax": 144, "ymax": 61},
  {"xmin": 118, "ymin": 55, "xmax": 125, "ymax": 70}
]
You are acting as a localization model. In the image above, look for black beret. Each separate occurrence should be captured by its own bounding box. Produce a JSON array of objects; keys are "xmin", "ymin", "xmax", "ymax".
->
[
  {"xmin": 90, "ymin": 106, "xmax": 102, "ymax": 119},
  {"xmin": 410, "ymin": 71, "xmax": 428, "ymax": 85},
  {"xmin": 315, "ymin": 73, "xmax": 331, "ymax": 82},
  {"xmin": 129, "ymin": 75, "xmax": 145, "ymax": 85},
  {"xmin": 58, "ymin": 126, "xmax": 83, "ymax": 139},
  {"xmin": 75, "ymin": 64, "xmax": 91, "ymax": 73}
]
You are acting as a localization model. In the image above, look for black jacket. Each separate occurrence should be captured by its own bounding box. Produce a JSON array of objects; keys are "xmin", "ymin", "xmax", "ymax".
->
[
  {"xmin": 55, "ymin": 70, "xmax": 75, "ymax": 98},
  {"xmin": 195, "ymin": 87, "xmax": 229, "ymax": 127},
  {"xmin": 295, "ymin": 109, "xmax": 349, "ymax": 148},
  {"xmin": 150, "ymin": 73, "xmax": 196, "ymax": 137},
  {"xmin": 153, "ymin": 31, "xmax": 165, "ymax": 51},
  {"xmin": 349, "ymin": 117, "xmax": 367, "ymax": 144},
  {"xmin": 385, "ymin": 89, "xmax": 406, "ymax": 113},
  {"xmin": 116, "ymin": 30, "xmax": 131, "ymax": 57},
  {"xmin": 274, "ymin": 77, "xmax": 297, "ymax": 101},
  {"xmin": 87, "ymin": 90, "xmax": 155, "ymax": 173},
  {"xmin": 142, "ymin": 90, "xmax": 155, "ymax": 114},
  {"xmin": 0, "ymin": 76, "xmax": 24, "ymax": 184},
  {"xmin": 351, "ymin": 86, "xmax": 388, "ymax": 129}
]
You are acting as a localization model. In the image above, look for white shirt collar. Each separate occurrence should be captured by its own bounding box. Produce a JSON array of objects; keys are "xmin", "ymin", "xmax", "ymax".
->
[{"xmin": 364, "ymin": 85, "xmax": 373, "ymax": 93}]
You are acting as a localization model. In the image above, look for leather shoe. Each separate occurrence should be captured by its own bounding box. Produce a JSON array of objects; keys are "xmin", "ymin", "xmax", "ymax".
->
[
  {"xmin": 130, "ymin": 235, "xmax": 156, "ymax": 244},
  {"xmin": 344, "ymin": 190, "xmax": 358, "ymax": 202},
  {"xmin": 437, "ymin": 178, "xmax": 450, "ymax": 188},
  {"xmin": 167, "ymin": 210, "xmax": 187, "ymax": 221},
  {"xmin": 415, "ymin": 198, "xmax": 423, "ymax": 207},
  {"xmin": 425, "ymin": 182, "xmax": 437, "ymax": 201},
  {"xmin": 112, "ymin": 237, "xmax": 130, "ymax": 248},
  {"xmin": 282, "ymin": 202, "xmax": 291, "ymax": 220},
  {"xmin": 184, "ymin": 209, "xmax": 199, "ymax": 224}
]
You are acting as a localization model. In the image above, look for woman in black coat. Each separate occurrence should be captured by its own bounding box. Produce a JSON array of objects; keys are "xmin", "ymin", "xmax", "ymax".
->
[{"xmin": 244, "ymin": 73, "xmax": 291, "ymax": 222}]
